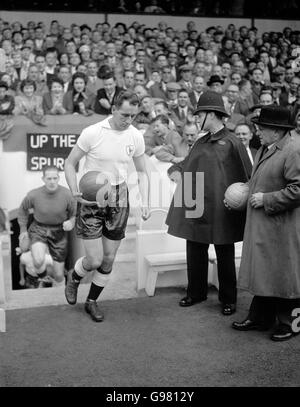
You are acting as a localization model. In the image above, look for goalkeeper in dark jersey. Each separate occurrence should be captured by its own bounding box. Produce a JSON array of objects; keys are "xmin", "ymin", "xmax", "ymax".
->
[{"xmin": 18, "ymin": 165, "xmax": 77, "ymax": 284}]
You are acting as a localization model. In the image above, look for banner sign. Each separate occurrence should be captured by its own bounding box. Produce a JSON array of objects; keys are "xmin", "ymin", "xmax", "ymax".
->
[{"xmin": 27, "ymin": 133, "xmax": 79, "ymax": 171}]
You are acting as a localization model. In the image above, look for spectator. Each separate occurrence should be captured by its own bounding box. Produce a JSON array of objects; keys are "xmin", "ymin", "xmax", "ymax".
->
[
  {"xmin": 167, "ymin": 51, "xmax": 180, "ymax": 82},
  {"xmin": 207, "ymin": 74, "xmax": 224, "ymax": 93},
  {"xmin": 86, "ymin": 61, "xmax": 103, "ymax": 95},
  {"xmin": 11, "ymin": 50, "xmax": 28, "ymax": 82},
  {"xmin": 133, "ymin": 94, "xmax": 156, "ymax": 130},
  {"xmin": 42, "ymin": 77, "xmax": 67, "ymax": 115},
  {"xmin": 165, "ymin": 81, "xmax": 181, "ymax": 109},
  {"xmin": 234, "ymin": 123, "xmax": 257, "ymax": 165},
  {"xmin": 189, "ymin": 75, "xmax": 205, "ymax": 108},
  {"xmin": 250, "ymin": 67, "xmax": 265, "ymax": 105},
  {"xmin": 64, "ymin": 72, "xmax": 95, "ymax": 116},
  {"xmin": 57, "ymin": 65, "xmax": 73, "ymax": 94},
  {"xmin": 171, "ymin": 88, "xmax": 194, "ymax": 130},
  {"xmin": 14, "ymin": 79, "xmax": 44, "ymax": 122},
  {"xmin": 146, "ymin": 114, "xmax": 184, "ymax": 162},
  {"xmin": 149, "ymin": 65, "xmax": 172, "ymax": 100},
  {"xmin": 223, "ymin": 83, "xmax": 249, "ymax": 116},
  {"xmin": 94, "ymin": 73, "xmax": 123, "ymax": 115},
  {"xmin": 134, "ymin": 71, "xmax": 147, "ymax": 87},
  {"xmin": 27, "ymin": 63, "xmax": 49, "ymax": 96},
  {"xmin": 178, "ymin": 64, "xmax": 193, "ymax": 92},
  {"xmin": 122, "ymin": 70, "xmax": 135, "ymax": 90},
  {"xmin": 0, "ymin": 80, "xmax": 15, "ymax": 115},
  {"xmin": 133, "ymin": 84, "xmax": 148, "ymax": 100}
]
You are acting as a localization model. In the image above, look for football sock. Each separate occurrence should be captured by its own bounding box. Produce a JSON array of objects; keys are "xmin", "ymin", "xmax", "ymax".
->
[{"xmin": 86, "ymin": 266, "xmax": 111, "ymax": 301}]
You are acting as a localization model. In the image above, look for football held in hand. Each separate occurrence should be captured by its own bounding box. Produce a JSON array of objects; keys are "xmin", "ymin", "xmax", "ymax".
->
[
  {"xmin": 79, "ymin": 171, "xmax": 112, "ymax": 207},
  {"xmin": 224, "ymin": 182, "xmax": 249, "ymax": 210}
]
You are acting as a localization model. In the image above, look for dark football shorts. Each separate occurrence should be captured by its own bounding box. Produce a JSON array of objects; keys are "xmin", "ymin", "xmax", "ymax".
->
[
  {"xmin": 28, "ymin": 220, "xmax": 67, "ymax": 262},
  {"xmin": 76, "ymin": 182, "xmax": 129, "ymax": 241}
]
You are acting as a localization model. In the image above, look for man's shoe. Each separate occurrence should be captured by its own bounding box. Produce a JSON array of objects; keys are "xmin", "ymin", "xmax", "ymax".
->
[
  {"xmin": 232, "ymin": 319, "xmax": 272, "ymax": 331},
  {"xmin": 271, "ymin": 324, "xmax": 297, "ymax": 342},
  {"xmin": 85, "ymin": 300, "xmax": 104, "ymax": 322},
  {"xmin": 65, "ymin": 271, "xmax": 79, "ymax": 305},
  {"xmin": 179, "ymin": 296, "xmax": 207, "ymax": 307},
  {"xmin": 222, "ymin": 303, "xmax": 236, "ymax": 315}
]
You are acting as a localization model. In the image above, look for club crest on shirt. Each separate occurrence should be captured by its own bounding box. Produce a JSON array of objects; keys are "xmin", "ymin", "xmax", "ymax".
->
[
  {"xmin": 218, "ymin": 140, "xmax": 226, "ymax": 145},
  {"xmin": 126, "ymin": 145, "xmax": 135, "ymax": 156}
]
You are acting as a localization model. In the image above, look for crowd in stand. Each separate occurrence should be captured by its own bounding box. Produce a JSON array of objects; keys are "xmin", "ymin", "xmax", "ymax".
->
[
  {"xmin": 2, "ymin": 1, "xmax": 300, "ymax": 18},
  {"xmin": 1, "ymin": 18, "xmax": 300, "ymax": 161}
]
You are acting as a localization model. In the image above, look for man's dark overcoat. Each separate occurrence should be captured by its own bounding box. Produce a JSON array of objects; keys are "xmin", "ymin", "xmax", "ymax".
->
[{"xmin": 166, "ymin": 127, "xmax": 252, "ymax": 244}]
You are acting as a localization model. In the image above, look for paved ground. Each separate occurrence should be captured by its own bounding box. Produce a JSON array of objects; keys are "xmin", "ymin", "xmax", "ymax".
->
[{"xmin": 1, "ymin": 287, "xmax": 299, "ymax": 387}]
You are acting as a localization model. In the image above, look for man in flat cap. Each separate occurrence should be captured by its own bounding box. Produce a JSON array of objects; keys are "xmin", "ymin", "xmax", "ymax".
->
[
  {"xmin": 232, "ymin": 105, "xmax": 300, "ymax": 342},
  {"xmin": 178, "ymin": 64, "xmax": 193, "ymax": 92},
  {"xmin": 166, "ymin": 82, "xmax": 181, "ymax": 109},
  {"xmin": 166, "ymin": 90, "xmax": 252, "ymax": 315}
]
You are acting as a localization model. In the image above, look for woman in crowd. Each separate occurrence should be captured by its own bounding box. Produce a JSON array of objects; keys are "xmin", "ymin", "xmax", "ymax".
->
[
  {"xmin": 42, "ymin": 77, "xmax": 67, "ymax": 115},
  {"xmin": 59, "ymin": 53, "xmax": 69, "ymax": 67},
  {"xmin": 63, "ymin": 72, "xmax": 95, "ymax": 116},
  {"xmin": 13, "ymin": 79, "xmax": 44, "ymax": 118}
]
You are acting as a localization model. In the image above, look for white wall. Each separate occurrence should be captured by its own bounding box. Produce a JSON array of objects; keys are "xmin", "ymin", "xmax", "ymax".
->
[{"xmin": 1, "ymin": 10, "xmax": 297, "ymax": 34}]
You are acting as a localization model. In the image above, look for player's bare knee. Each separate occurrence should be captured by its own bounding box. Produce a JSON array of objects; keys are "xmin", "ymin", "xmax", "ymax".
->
[{"xmin": 87, "ymin": 258, "xmax": 102, "ymax": 270}]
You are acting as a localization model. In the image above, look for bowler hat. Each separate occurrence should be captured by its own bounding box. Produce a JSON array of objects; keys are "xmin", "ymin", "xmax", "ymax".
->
[
  {"xmin": 251, "ymin": 105, "xmax": 294, "ymax": 129},
  {"xmin": 207, "ymin": 75, "xmax": 224, "ymax": 86},
  {"xmin": 193, "ymin": 90, "xmax": 229, "ymax": 117}
]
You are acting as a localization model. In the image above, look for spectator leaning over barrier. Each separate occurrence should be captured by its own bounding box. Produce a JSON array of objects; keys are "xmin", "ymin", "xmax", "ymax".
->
[
  {"xmin": 147, "ymin": 114, "xmax": 184, "ymax": 162},
  {"xmin": 133, "ymin": 94, "xmax": 156, "ymax": 131}
]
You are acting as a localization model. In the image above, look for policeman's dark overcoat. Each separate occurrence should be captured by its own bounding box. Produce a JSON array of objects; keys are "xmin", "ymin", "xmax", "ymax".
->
[{"xmin": 166, "ymin": 127, "xmax": 252, "ymax": 244}]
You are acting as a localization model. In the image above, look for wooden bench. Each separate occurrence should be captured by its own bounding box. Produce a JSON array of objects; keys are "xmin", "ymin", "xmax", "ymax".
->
[
  {"xmin": 144, "ymin": 250, "xmax": 219, "ymax": 296},
  {"xmin": 136, "ymin": 230, "xmax": 243, "ymax": 296}
]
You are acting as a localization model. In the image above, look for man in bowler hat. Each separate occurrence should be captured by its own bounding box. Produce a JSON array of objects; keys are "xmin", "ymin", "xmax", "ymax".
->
[
  {"xmin": 166, "ymin": 90, "xmax": 252, "ymax": 315},
  {"xmin": 232, "ymin": 105, "xmax": 300, "ymax": 341}
]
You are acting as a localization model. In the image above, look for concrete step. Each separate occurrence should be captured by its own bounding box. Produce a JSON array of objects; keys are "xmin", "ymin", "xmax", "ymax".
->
[{"xmin": 5, "ymin": 261, "xmax": 141, "ymax": 310}]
